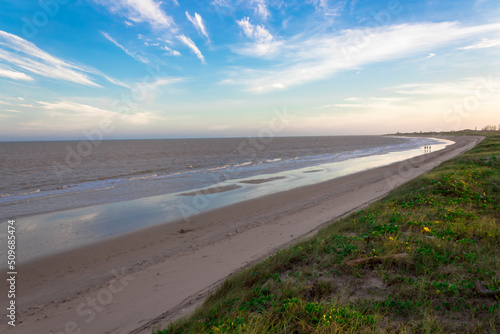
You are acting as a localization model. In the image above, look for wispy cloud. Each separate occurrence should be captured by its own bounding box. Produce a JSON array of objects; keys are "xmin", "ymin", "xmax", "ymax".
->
[
  {"xmin": 40, "ymin": 100, "xmax": 118, "ymax": 117},
  {"xmin": 39, "ymin": 100, "xmax": 158, "ymax": 126},
  {"xmin": 211, "ymin": 0, "xmax": 234, "ymax": 12},
  {"xmin": 129, "ymin": 76, "xmax": 185, "ymax": 97},
  {"xmin": 252, "ymin": 0, "xmax": 270, "ymax": 20},
  {"xmin": 186, "ymin": 12, "xmax": 210, "ymax": 41},
  {"xmin": 459, "ymin": 38, "xmax": 500, "ymax": 50},
  {"xmin": 227, "ymin": 22, "xmax": 500, "ymax": 93},
  {"xmin": 177, "ymin": 35, "xmax": 205, "ymax": 63},
  {"xmin": 392, "ymin": 77, "xmax": 500, "ymax": 96},
  {"xmin": 327, "ymin": 97, "xmax": 407, "ymax": 109},
  {"xmin": 148, "ymin": 77, "xmax": 185, "ymax": 88},
  {"xmin": 0, "ymin": 30, "xmax": 101, "ymax": 87},
  {"xmin": 94, "ymin": 0, "xmax": 174, "ymax": 30},
  {"xmin": 236, "ymin": 17, "xmax": 278, "ymax": 56},
  {"xmin": 100, "ymin": 73, "xmax": 132, "ymax": 89},
  {"xmin": 332, "ymin": 77, "xmax": 500, "ymax": 132},
  {"xmin": 309, "ymin": 0, "xmax": 345, "ymax": 17},
  {"xmin": 0, "ymin": 64, "xmax": 33, "ymax": 81},
  {"xmin": 101, "ymin": 31, "xmax": 149, "ymax": 64},
  {"xmin": 161, "ymin": 45, "xmax": 181, "ymax": 56},
  {"xmin": 211, "ymin": 0, "xmax": 271, "ymax": 19}
]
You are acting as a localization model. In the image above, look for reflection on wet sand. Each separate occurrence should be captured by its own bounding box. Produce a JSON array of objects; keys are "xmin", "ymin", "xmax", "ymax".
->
[{"xmin": 177, "ymin": 184, "xmax": 242, "ymax": 196}]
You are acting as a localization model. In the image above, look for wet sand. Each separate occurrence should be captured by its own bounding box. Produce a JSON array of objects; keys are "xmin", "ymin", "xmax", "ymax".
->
[
  {"xmin": 0, "ymin": 136, "xmax": 482, "ymax": 334},
  {"xmin": 239, "ymin": 176, "xmax": 287, "ymax": 184},
  {"xmin": 177, "ymin": 184, "xmax": 243, "ymax": 196}
]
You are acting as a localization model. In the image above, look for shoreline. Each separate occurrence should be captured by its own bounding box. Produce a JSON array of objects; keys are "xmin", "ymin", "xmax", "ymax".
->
[
  {"xmin": 0, "ymin": 135, "xmax": 439, "ymax": 221},
  {"xmin": 1, "ymin": 135, "xmax": 482, "ymax": 334}
]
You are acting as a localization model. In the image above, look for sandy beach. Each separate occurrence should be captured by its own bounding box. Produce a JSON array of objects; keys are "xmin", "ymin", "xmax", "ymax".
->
[{"xmin": 1, "ymin": 136, "xmax": 482, "ymax": 334}]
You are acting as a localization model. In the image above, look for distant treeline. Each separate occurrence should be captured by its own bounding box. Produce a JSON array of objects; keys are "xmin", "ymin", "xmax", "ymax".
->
[{"xmin": 481, "ymin": 124, "xmax": 500, "ymax": 131}]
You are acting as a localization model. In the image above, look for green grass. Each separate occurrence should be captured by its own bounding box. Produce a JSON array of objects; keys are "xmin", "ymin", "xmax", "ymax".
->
[{"xmin": 154, "ymin": 131, "xmax": 499, "ymax": 334}]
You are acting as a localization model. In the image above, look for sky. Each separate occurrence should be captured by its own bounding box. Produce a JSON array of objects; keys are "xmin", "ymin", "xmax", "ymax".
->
[{"xmin": 0, "ymin": 0, "xmax": 499, "ymax": 141}]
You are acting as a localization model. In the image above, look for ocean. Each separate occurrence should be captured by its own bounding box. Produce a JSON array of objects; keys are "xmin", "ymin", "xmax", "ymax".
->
[{"xmin": 0, "ymin": 136, "xmax": 451, "ymax": 264}]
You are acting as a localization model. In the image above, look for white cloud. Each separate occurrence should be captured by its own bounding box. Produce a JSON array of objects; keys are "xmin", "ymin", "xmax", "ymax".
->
[
  {"xmin": 177, "ymin": 35, "xmax": 205, "ymax": 63},
  {"xmin": 162, "ymin": 45, "xmax": 181, "ymax": 56},
  {"xmin": 252, "ymin": 0, "xmax": 270, "ymax": 20},
  {"xmin": 318, "ymin": 97, "xmax": 407, "ymax": 111},
  {"xmin": 0, "ymin": 30, "xmax": 101, "ymax": 87},
  {"xmin": 95, "ymin": 0, "xmax": 173, "ymax": 30},
  {"xmin": 101, "ymin": 31, "xmax": 149, "ymax": 64},
  {"xmin": 101, "ymin": 73, "xmax": 132, "ymax": 89},
  {"xmin": 459, "ymin": 38, "xmax": 500, "ymax": 50},
  {"xmin": 148, "ymin": 77, "xmax": 184, "ymax": 88},
  {"xmin": 227, "ymin": 22, "xmax": 500, "ymax": 93},
  {"xmin": 186, "ymin": 12, "xmax": 209, "ymax": 40},
  {"xmin": 39, "ymin": 100, "xmax": 158, "ymax": 126},
  {"xmin": 237, "ymin": 17, "xmax": 272, "ymax": 42},
  {"xmin": 236, "ymin": 17, "xmax": 278, "ymax": 56},
  {"xmin": 0, "ymin": 65, "xmax": 33, "ymax": 81},
  {"xmin": 40, "ymin": 100, "xmax": 118, "ymax": 118}
]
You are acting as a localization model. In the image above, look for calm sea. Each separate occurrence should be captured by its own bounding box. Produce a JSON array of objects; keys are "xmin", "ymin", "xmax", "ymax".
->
[{"xmin": 0, "ymin": 136, "xmax": 440, "ymax": 219}]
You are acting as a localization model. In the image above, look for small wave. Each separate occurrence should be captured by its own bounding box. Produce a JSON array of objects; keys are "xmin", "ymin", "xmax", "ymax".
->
[
  {"xmin": 258, "ymin": 158, "xmax": 282, "ymax": 164},
  {"xmin": 94, "ymin": 186, "xmax": 115, "ymax": 191},
  {"xmin": 234, "ymin": 161, "xmax": 253, "ymax": 168},
  {"xmin": 53, "ymin": 184, "xmax": 76, "ymax": 190},
  {"xmin": 0, "ymin": 184, "xmax": 117, "ymax": 206},
  {"xmin": 17, "ymin": 189, "xmax": 41, "ymax": 196},
  {"xmin": 206, "ymin": 164, "xmax": 231, "ymax": 172},
  {"xmin": 126, "ymin": 174, "xmax": 158, "ymax": 181}
]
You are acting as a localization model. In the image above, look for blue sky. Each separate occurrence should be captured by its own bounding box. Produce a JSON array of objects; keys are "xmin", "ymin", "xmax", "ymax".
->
[{"xmin": 0, "ymin": 0, "xmax": 499, "ymax": 140}]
